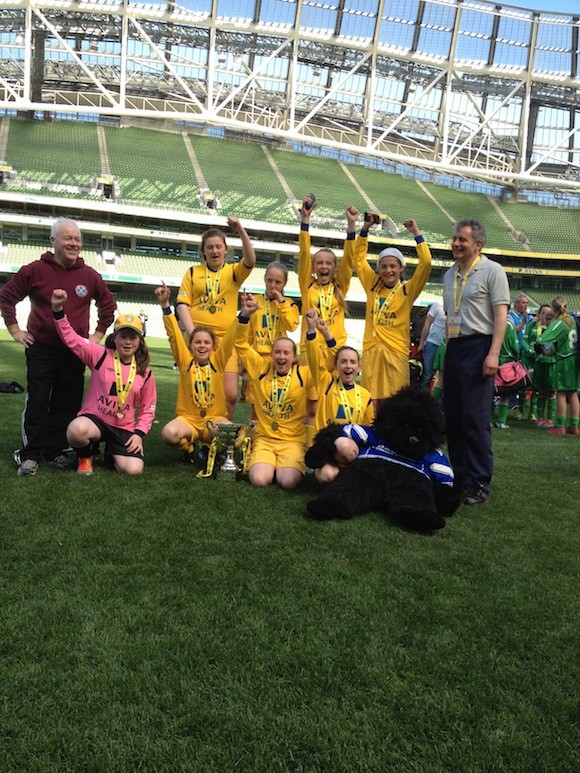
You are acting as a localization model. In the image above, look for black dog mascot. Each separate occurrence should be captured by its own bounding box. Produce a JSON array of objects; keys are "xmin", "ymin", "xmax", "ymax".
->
[{"xmin": 305, "ymin": 387, "xmax": 460, "ymax": 531}]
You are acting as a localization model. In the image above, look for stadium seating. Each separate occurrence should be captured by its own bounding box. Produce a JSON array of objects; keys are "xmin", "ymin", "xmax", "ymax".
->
[
  {"xmin": 104, "ymin": 127, "xmax": 202, "ymax": 209},
  {"xmin": 190, "ymin": 135, "xmax": 293, "ymax": 224},
  {"xmin": 497, "ymin": 201, "xmax": 580, "ymax": 255},
  {"xmin": 6, "ymin": 119, "xmax": 99, "ymax": 186}
]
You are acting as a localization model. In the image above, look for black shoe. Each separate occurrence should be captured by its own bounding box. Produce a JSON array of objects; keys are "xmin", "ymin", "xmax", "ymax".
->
[
  {"xmin": 178, "ymin": 451, "xmax": 196, "ymax": 465},
  {"xmin": 463, "ymin": 487, "xmax": 490, "ymax": 506}
]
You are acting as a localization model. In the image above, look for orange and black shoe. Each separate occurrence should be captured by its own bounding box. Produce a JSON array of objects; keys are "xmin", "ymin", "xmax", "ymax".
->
[{"xmin": 77, "ymin": 456, "xmax": 94, "ymax": 476}]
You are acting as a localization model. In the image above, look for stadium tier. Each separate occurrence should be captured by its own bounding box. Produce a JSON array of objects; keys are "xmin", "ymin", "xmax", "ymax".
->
[{"xmin": 1, "ymin": 119, "xmax": 578, "ymax": 260}]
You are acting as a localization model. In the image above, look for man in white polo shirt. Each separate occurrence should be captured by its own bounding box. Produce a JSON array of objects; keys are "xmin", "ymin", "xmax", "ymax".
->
[{"xmin": 443, "ymin": 219, "xmax": 510, "ymax": 506}]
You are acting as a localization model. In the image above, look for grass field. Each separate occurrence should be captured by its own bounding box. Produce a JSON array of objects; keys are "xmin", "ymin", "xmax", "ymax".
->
[{"xmin": 1, "ymin": 331, "xmax": 578, "ymax": 771}]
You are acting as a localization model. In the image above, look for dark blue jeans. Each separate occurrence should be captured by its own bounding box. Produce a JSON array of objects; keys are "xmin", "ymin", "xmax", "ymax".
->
[{"xmin": 443, "ymin": 335, "xmax": 494, "ymax": 492}]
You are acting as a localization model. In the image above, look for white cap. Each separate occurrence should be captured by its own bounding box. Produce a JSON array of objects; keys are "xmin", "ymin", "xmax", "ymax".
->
[{"xmin": 377, "ymin": 247, "xmax": 405, "ymax": 269}]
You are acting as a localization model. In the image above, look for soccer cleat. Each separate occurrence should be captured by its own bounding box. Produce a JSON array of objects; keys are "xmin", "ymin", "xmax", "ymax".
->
[
  {"xmin": 566, "ymin": 427, "xmax": 580, "ymax": 436},
  {"xmin": 529, "ymin": 414, "xmax": 537, "ymax": 422},
  {"xmin": 548, "ymin": 428, "xmax": 566, "ymax": 436},
  {"xmin": 17, "ymin": 459, "xmax": 38, "ymax": 476},
  {"xmin": 494, "ymin": 422, "xmax": 509, "ymax": 430},
  {"xmin": 77, "ymin": 456, "xmax": 94, "ymax": 476},
  {"xmin": 538, "ymin": 420, "xmax": 554, "ymax": 429},
  {"xmin": 50, "ymin": 454, "xmax": 75, "ymax": 470},
  {"xmin": 463, "ymin": 487, "xmax": 490, "ymax": 506}
]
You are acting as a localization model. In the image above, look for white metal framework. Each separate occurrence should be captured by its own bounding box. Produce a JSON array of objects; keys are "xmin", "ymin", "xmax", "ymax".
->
[{"xmin": 0, "ymin": 0, "xmax": 579, "ymax": 192}]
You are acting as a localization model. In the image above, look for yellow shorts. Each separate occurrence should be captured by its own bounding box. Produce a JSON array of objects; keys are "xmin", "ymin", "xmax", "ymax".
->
[
  {"xmin": 361, "ymin": 345, "xmax": 409, "ymax": 399},
  {"xmin": 250, "ymin": 435, "xmax": 306, "ymax": 473},
  {"xmin": 176, "ymin": 414, "xmax": 229, "ymax": 445}
]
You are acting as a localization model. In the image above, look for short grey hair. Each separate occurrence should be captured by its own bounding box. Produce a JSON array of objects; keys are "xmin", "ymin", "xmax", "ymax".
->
[
  {"xmin": 454, "ymin": 219, "xmax": 486, "ymax": 246},
  {"xmin": 50, "ymin": 218, "xmax": 81, "ymax": 239}
]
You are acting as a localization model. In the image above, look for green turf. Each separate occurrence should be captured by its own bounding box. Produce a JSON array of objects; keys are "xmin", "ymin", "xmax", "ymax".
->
[{"xmin": 0, "ymin": 332, "xmax": 578, "ymax": 771}]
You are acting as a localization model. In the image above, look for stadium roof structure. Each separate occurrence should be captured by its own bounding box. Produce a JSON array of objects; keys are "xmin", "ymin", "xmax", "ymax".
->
[{"xmin": 0, "ymin": 0, "xmax": 579, "ymax": 194}]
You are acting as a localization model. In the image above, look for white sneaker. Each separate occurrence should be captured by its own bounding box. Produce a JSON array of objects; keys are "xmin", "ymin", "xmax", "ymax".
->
[{"xmin": 17, "ymin": 459, "xmax": 39, "ymax": 476}]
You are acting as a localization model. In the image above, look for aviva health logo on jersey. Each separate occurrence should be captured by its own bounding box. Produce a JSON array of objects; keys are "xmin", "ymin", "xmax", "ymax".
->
[{"xmin": 75, "ymin": 284, "xmax": 89, "ymax": 298}]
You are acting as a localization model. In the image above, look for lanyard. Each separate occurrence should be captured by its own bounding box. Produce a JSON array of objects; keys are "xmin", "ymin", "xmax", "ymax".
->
[
  {"xmin": 263, "ymin": 297, "xmax": 280, "ymax": 345},
  {"xmin": 373, "ymin": 282, "xmax": 401, "ymax": 329},
  {"xmin": 192, "ymin": 362, "xmax": 211, "ymax": 415},
  {"xmin": 205, "ymin": 266, "xmax": 222, "ymax": 305},
  {"xmin": 452, "ymin": 255, "xmax": 481, "ymax": 314},
  {"xmin": 271, "ymin": 370, "xmax": 293, "ymax": 421},
  {"xmin": 114, "ymin": 351, "xmax": 137, "ymax": 416},
  {"xmin": 338, "ymin": 381, "xmax": 362, "ymax": 422},
  {"xmin": 317, "ymin": 283, "xmax": 334, "ymax": 320}
]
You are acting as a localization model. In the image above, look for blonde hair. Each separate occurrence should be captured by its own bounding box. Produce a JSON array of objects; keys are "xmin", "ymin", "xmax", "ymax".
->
[
  {"xmin": 312, "ymin": 248, "xmax": 349, "ymax": 314},
  {"xmin": 551, "ymin": 295, "xmax": 574, "ymax": 327}
]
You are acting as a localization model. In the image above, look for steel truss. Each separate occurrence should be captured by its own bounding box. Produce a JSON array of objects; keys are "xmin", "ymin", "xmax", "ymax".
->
[{"xmin": 0, "ymin": 0, "xmax": 579, "ymax": 192}]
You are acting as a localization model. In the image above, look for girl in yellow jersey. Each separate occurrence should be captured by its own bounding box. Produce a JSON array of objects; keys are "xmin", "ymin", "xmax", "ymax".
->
[
  {"xmin": 236, "ymin": 293, "xmax": 315, "ymax": 490},
  {"xmin": 298, "ymin": 200, "xmax": 358, "ymax": 438},
  {"xmin": 304, "ymin": 309, "xmax": 374, "ymax": 483},
  {"xmin": 355, "ymin": 213, "xmax": 432, "ymax": 408},
  {"xmin": 245, "ymin": 261, "xmax": 300, "ymax": 413},
  {"xmin": 155, "ymin": 283, "xmax": 234, "ymax": 460},
  {"xmin": 175, "ymin": 217, "xmax": 256, "ymax": 419}
]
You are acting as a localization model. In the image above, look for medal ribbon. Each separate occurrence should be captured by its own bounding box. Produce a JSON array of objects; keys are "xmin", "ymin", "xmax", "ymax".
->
[
  {"xmin": 271, "ymin": 370, "xmax": 293, "ymax": 423},
  {"xmin": 338, "ymin": 381, "xmax": 362, "ymax": 422},
  {"xmin": 205, "ymin": 266, "xmax": 222, "ymax": 305},
  {"xmin": 192, "ymin": 362, "xmax": 211, "ymax": 410},
  {"xmin": 264, "ymin": 297, "xmax": 280, "ymax": 345},
  {"xmin": 452, "ymin": 255, "xmax": 481, "ymax": 314},
  {"xmin": 317, "ymin": 283, "xmax": 334, "ymax": 321},
  {"xmin": 373, "ymin": 282, "xmax": 401, "ymax": 329},
  {"xmin": 114, "ymin": 351, "xmax": 137, "ymax": 412}
]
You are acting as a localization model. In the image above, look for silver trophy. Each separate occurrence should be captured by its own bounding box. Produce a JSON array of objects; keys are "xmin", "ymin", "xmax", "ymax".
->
[{"xmin": 216, "ymin": 423, "xmax": 244, "ymax": 482}]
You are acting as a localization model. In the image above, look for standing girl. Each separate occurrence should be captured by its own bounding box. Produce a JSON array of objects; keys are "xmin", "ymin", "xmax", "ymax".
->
[
  {"xmin": 51, "ymin": 290, "xmax": 156, "ymax": 476},
  {"xmin": 305, "ymin": 309, "xmax": 374, "ymax": 483},
  {"xmin": 155, "ymin": 282, "xmax": 234, "ymax": 460},
  {"xmin": 354, "ymin": 214, "xmax": 431, "ymax": 409},
  {"xmin": 298, "ymin": 200, "xmax": 357, "ymax": 441},
  {"xmin": 536, "ymin": 296, "xmax": 579, "ymax": 435},
  {"xmin": 236, "ymin": 293, "xmax": 315, "ymax": 490},
  {"xmin": 245, "ymin": 261, "xmax": 300, "ymax": 412},
  {"xmin": 175, "ymin": 217, "xmax": 256, "ymax": 418}
]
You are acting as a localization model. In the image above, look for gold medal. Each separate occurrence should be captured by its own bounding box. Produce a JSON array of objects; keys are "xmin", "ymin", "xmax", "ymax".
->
[
  {"xmin": 209, "ymin": 305, "xmax": 216, "ymax": 314},
  {"xmin": 200, "ymin": 408, "xmax": 207, "ymax": 417},
  {"xmin": 117, "ymin": 410, "xmax": 124, "ymax": 419},
  {"xmin": 271, "ymin": 421, "xmax": 279, "ymax": 431}
]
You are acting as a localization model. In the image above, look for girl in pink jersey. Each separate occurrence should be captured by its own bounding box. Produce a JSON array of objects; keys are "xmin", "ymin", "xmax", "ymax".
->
[{"xmin": 51, "ymin": 289, "xmax": 156, "ymax": 476}]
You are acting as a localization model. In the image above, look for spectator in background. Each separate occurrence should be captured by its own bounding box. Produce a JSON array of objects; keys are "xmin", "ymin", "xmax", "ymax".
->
[
  {"xmin": 508, "ymin": 293, "xmax": 530, "ymax": 351},
  {"xmin": 175, "ymin": 217, "xmax": 256, "ymax": 419},
  {"xmin": 443, "ymin": 219, "xmax": 509, "ymax": 506},
  {"xmin": 418, "ymin": 300, "xmax": 446, "ymax": 389},
  {"xmin": 0, "ymin": 218, "xmax": 116, "ymax": 476}
]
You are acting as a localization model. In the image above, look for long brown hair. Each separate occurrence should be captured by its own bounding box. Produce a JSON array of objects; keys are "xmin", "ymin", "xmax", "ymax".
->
[
  {"xmin": 201, "ymin": 228, "xmax": 227, "ymax": 258},
  {"xmin": 105, "ymin": 334, "xmax": 150, "ymax": 375}
]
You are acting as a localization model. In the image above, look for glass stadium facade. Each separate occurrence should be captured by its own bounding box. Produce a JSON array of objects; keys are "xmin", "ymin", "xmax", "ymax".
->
[{"xmin": 0, "ymin": 0, "xmax": 578, "ymax": 194}]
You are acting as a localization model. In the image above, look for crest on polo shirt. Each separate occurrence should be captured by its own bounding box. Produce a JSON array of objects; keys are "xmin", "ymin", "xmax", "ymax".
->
[{"xmin": 75, "ymin": 284, "xmax": 88, "ymax": 298}]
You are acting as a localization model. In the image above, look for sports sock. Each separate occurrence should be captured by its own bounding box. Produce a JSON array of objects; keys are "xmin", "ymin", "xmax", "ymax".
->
[
  {"xmin": 537, "ymin": 395, "xmax": 546, "ymax": 419},
  {"xmin": 432, "ymin": 385, "xmax": 443, "ymax": 403},
  {"xmin": 547, "ymin": 397, "xmax": 556, "ymax": 422},
  {"xmin": 498, "ymin": 404, "xmax": 509, "ymax": 425},
  {"xmin": 555, "ymin": 415, "xmax": 566, "ymax": 430},
  {"xmin": 76, "ymin": 443, "xmax": 93, "ymax": 459}
]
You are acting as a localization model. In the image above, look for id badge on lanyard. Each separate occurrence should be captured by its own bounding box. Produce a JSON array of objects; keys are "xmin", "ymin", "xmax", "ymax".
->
[{"xmin": 447, "ymin": 314, "xmax": 462, "ymax": 339}]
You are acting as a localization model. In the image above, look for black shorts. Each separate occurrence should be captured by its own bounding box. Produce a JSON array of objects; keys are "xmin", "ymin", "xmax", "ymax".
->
[{"xmin": 82, "ymin": 414, "xmax": 144, "ymax": 460}]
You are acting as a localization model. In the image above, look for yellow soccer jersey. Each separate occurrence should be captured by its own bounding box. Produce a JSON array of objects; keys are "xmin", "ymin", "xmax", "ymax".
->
[
  {"xmin": 236, "ymin": 321, "xmax": 314, "ymax": 442},
  {"xmin": 298, "ymin": 228, "xmax": 354, "ymax": 352},
  {"xmin": 247, "ymin": 294, "xmax": 300, "ymax": 356},
  {"xmin": 306, "ymin": 334, "xmax": 374, "ymax": 432},
  {"xmin": 163, "ymin": 311, "xmax": 235, "ymax": 422},
  {"xmin": 354, "ymin": 236, "xmax": 431, "ymax": 355},
  {"xmin": 175, "ymin": 260, "xmax": 253, "ymax": 339}
]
